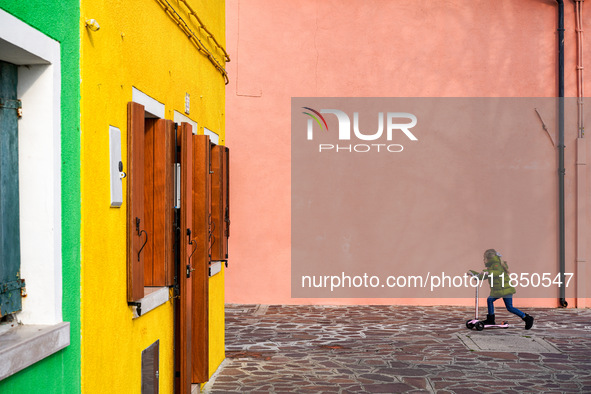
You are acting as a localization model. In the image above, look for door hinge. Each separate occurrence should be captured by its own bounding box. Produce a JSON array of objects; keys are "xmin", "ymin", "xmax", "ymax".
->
[
  {"xmin": 0, "ymin": 279, "xmax": 26, "ymax": 295},
  {"xmin": 0, "ymin": 99, "xmax": 22, "ymax": 118}
]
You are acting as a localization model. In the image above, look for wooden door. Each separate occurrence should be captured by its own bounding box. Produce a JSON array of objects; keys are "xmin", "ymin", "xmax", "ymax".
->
[
  {"xmin": 191, "ymin": 135, "xmax": 211, "ymax": 382},
  {"xmin": 174, "ymin": 123, "xmax": 193, "ymax": 394}
]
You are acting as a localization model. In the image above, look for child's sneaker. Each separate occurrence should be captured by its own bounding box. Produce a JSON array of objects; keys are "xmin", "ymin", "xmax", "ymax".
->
[{"xmin": 522, "ymin": 314, "xmax": 534, "ymax": 330}]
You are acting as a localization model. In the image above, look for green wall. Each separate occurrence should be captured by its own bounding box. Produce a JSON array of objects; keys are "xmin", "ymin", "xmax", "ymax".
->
[{"xmin": 0, "ymin": 2, "xmax": 81, "ymax": 393}]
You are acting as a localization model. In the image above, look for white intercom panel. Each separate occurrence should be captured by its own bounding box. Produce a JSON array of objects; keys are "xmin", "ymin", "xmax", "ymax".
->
[{"xmin": 109, "ymin": 126, "xmax": 124, "ymax": 207}]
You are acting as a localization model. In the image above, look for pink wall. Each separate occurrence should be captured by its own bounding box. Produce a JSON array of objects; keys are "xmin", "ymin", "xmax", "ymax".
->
[{"xmin": 224, "ymin": 0, "xmax": 591, "ymax": 306}]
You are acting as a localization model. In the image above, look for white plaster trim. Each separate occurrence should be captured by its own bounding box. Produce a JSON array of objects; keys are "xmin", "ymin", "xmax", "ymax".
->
[
  {"xmin": 1, "ymin": 9, "xmax": 62, "ymax": 326},
  {"xmin": 0, "ymin": 322, "xmax": 70, "ymax": 380},
  {"xmin": 132, "ymin": 87, "xmax": 165, "ymax": 119},
  {"xmin": 0, "ymin": 9, "xmax": 58, "ymax": 65},
  {"xmin": 174, "ymin": 110, "xmax": 198, "ymax": 134},
  {"xmin": 209, "ymin": 261, "xmax": 222, "ymax": 277},
  {"xmin": 203, "ymin": 127, "xmax": 219, "ymax": 145},
  {"xmin": 132, "ymin": 287, "xmax": 170, "ymax": 319}
]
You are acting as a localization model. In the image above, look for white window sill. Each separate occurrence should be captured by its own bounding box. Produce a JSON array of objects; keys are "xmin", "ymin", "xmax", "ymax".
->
[
  {"xmin": 209, "ymin": 261, "xmax": 223, "ymax": 277},
  {"xmin": 0, "ymin": 322, "xmax": 70, "ymax": 381},
  {"xmin": 131, "ymin": 287, "xmax": 170, "ymax": 319}
]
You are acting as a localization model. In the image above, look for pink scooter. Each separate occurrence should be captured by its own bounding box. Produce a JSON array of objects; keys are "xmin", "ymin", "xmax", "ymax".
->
[{"xmin": 465, "ymin": 273, "xmax": 509, "ymax": 331}]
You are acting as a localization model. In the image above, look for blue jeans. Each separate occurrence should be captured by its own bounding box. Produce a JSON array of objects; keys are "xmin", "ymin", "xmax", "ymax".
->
[{"xmin": 487, "ymin": 295, "xmax": 525, "ymax": 318}]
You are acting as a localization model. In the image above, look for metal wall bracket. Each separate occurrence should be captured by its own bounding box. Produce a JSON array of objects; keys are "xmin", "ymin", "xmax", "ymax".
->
[{"xmin": 128, "ymin": 301, "xmax": 142, "ymax": 316}]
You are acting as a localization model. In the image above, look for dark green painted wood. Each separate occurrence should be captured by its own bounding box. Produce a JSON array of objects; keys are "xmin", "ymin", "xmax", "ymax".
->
[{"xmin": 0, "ymin": 60, "xmax": 22, "ymax": 317}]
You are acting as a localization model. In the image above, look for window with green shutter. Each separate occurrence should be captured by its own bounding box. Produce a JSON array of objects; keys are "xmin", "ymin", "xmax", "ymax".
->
[{"xmin": 0, "ymin": 60, "xmax": 25, "ymax": 318}]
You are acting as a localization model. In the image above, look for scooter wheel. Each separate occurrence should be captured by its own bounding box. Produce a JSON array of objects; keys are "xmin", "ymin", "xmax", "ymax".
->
[
  {"xmin": 466, "ymin": 320, "xmax": 474, "ymax": 329},
  {"xmin": 475, "ymin": 321, "xmax": 484, "ymax": 331}
]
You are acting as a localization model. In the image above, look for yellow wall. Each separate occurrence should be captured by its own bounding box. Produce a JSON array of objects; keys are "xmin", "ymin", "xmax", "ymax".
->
[{"xmin": 80, "ymin": 0, "xmax": 226, "ymax": 392}]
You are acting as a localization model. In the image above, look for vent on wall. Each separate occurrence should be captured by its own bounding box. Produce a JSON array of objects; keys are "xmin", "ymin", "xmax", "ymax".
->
[{"xmin": 141, "ymin": 340, "xmax": 159, "ymax": 394}]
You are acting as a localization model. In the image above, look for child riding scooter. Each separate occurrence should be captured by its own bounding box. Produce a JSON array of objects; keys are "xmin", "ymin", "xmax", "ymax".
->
[{"xmin": 467, "ymin": 249, "xmax": 534, "ymax": 330}]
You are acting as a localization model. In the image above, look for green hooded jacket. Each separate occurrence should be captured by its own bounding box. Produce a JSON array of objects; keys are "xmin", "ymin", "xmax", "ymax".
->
[{"xmin": 470, "ymin": 255, "xmax": 516, "ymax": 298}]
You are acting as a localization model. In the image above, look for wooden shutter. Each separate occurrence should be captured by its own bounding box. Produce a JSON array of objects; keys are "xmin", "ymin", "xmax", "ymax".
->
[
  {"xmin": 174, "ymin": 123, "xmax": 193, "ymax": 394},
  {"xmin": 127, "ymin": 102, "xmax": 145, "ymax": 302},
  {"xmin": 0, "ymin": 61, "xmax": 24, "ymax": 317},
  {"xmin": 210, "ymin": 144, "xmax": 229, "ymax": 262},
  {"xmin": 191, "ymin": 135, "xmax": 210, "ymax": 383},
  {"xmin": 144, "ymin": 119, "xmax": 175, "ymax": 286},
  {"xmin": 210, "ymin": 145, "xmax": 224, "ymax": 262},
  {"xmin": 144, "ymin": 119, "xmax": 155, "ymax": 286}
]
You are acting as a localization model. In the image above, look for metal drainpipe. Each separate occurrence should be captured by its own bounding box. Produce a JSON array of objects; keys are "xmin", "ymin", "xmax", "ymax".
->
[{"xmin": 556, "ymin": 0, "xmax": 568, "ymax": 308}]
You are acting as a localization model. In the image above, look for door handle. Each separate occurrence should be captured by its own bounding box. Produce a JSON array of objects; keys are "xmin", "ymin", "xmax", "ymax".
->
[{"xmin": 187, "ymin": 228, "xmax": 197, "ymax": 277}]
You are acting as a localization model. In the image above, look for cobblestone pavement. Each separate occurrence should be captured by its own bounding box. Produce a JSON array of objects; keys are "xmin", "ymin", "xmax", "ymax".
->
[{"xmin": 202, "ymin": 304, "xmax": 591, "ymax": 393}]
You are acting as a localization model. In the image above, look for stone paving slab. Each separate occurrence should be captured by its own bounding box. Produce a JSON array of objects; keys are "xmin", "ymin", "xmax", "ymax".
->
[
  {"xmin": 456, "ymin": 332, "xmax": 560, "ymax": 353},
  {"xmin": 202, "ymin": 305, "xmax": 591, "ymax": 393}
]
